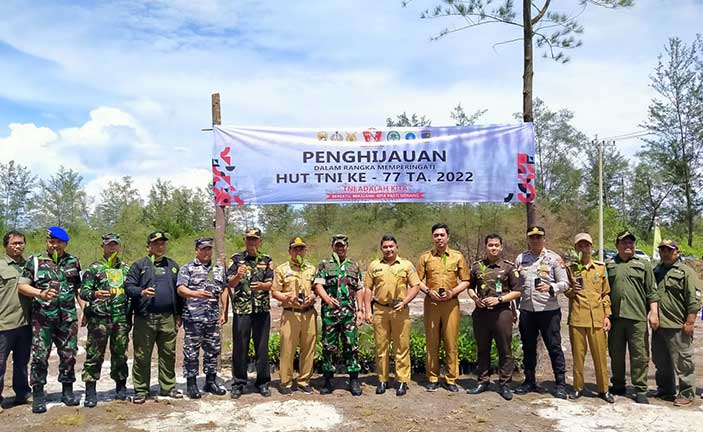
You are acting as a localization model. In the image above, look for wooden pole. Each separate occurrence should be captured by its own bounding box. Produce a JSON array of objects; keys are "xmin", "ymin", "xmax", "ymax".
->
[{"xmin": 212, "ymin": 93, "xmax": 226, "ymax": 266}]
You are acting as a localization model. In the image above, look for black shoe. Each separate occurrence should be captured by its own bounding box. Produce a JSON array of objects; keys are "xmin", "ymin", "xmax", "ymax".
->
[
  {"xmin": 204, "ymin": 374, "xmax": 227, "ymax": 396},
  {"xmin": 320, "ymin": 377, "xmax": 334, "ymax": 395},
  {"xmin": 258, "ymin": 384, "xmax": 271, "ymax": 397},
  {"xmin": 349, "ymin": 379, "xmax": 362, "ymax": 396},
  {"xmin": 61, "ymin": 383, "xmax": 80, "ymax": 406},
  {"xmin": 609, "ymin": 386, "xmax": 626, "ymax": 396},
  {"xmin": 231, "ymin": 385, "xmax": 243, "ymax": 399},
  {"xmin": 115, "ymin": 380, "xmax": 127, "ymax": 401},
  {"xmin": 468, "ymin": 383, "xmax": 490, "ymax": 395},
  {"xmin": 396, "ymin": 382, "xmax": 408, "ymax": 396},
  {"xmin": 446, "ymin": 384, "xmax": 459, "ymax": 393},
  {"xmin": 499, "ymin": 385, "xmax": 513, "ymax": 401},
  {"xmin": 376, "ymin": 382, "xmax": 387, "ymax": 394},
  {"xmin": 84, "ymin": 381, "xmax": 98, "ymax": 408},
  {"xmin": 279, "ymin": 386, "xmax": 293, "ymax": 395},
  {"xmin": 634, "ymin": 394, "xmax": 649, "ymax": 404},
  {"xmin": 14, "ymin": 393, "xmax": 31, "ymax": 405},
  {"xmin": 570, "ymin": 390, "xmax": 583, "ymax": 400},
  {"xmin": 31, "ymin": 386, "xmax": 46, "ymax": 414},
  {"xmin": 514, "ymin": 381, "xmax": 538, "ymax": 395},
  {"xmin": 599, "ymin": 392, "xmax": 615, "ymax": 403},
  {"xmin": 299, "ymin": 385, "xmax": 314, "ymax": 394},
  {"xmin": 187, "ymin": 377, "xmax": 201, "ymax": 399},
  {"xmin": 652, "ymin": 388, "xmax": 675, "ymax": 401},
  {"xmin": 554, "ymin": 385, "xmax": 568, "ymax": 400},
  {"xmin": 426, "ymin": 382, "xmax": 440, "ymax": 392}
]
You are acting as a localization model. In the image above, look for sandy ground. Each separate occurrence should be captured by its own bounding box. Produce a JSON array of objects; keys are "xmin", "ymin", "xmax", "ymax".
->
[{"xmin": 2, "ymin": 293, "xmax": 702, "ymax": 432}]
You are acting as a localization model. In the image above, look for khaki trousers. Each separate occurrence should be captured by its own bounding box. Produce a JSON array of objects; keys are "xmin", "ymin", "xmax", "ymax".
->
[
  {"xmin": 279, "ymin": 309, "xmax": 317, "ymax": 388},
  {"xmin": 569, "ymin": 326, "xmax": 609, "ymax": 393},
  {"xmin": 424, "ymin": 298, "xmax": 460, "ymax": 384},
  {"xmin": 373, "ymin": 304, "xmax": 411, "ymax": 383}
]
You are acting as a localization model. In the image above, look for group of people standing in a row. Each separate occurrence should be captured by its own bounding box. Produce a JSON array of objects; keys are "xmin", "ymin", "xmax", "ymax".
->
[{"xmin": 0, "ymin": 222, "xmax": 699, "ymax": 416}]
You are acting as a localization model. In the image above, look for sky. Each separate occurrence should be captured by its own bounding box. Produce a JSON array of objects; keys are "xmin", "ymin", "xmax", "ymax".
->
[{"xmin": 1, "ymin": 0, "xmax": 702, "ymax": 202}]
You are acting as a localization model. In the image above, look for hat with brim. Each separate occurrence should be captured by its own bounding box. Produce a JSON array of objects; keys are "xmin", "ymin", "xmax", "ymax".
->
[
  {"xmin": 289, "ymin": 236, "xmax": 306, "ymax": 248},
  {"xmin": 574, "ymin": 233, "xmax": 593, "ymax": 245},
  {"xmin": 331, "ymin": 234, "xmax": 348, "ymax": 246},
  {"xmin": 526, "ymin": 226, "xmax": 545, "ymax": 236},
  {"xmin": 244, "ymin": 227, "xmax": 262, "ymax": 239},
  {"xmin": 101, "ymin": 232, "xmax": 121, "ymax": 245},
  {"xmin": 616, "ymin": 231, "xmax": 636, "ymax": 242},
  {"xmin": 658, "ymin": 239, "xmax": 678, "ymax": 250},
  {"xmin": 147, "ymin": 231, "xmax": 169, "ymax": 243},
  {"xmin": 195, "ymin": 237, "xmax": 214, "ymax": 249}
]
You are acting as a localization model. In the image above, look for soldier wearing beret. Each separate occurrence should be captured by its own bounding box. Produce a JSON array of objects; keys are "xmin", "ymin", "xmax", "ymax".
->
[
  {"xmin": 79, "ymin": 233, "xmax": 131, "ymax": 407},
  {"xmin": 607, "ymin": 230, "xmax": 658, "ymax": 404},
  {"xmin": 125, "ymin": 231, "xmax": 183, "ymax": 403},
  {"xmin": 271, "ymin": 236, "xmax": 318, "ymax": 395},
  {"xmin": 226, "ymin": 227, "xmax": 274, "ymax": 398},
  {"xmin": 17, "ymin": 227, "xmax": 85, "ymax": 413},
  {"xmin": 651, "ymin": 239, "xmax": 701, "ymax": 407},
  {"xmin": 514, "ymin": 226, "xmax": 570, "ymax": 399},
  {"xmin": 314, "ymin": 234, "xmax": 365, "ymax": 396},
  {"xmin": 177, "ymin": 237, "xmax": 228, "ymax": 399}
]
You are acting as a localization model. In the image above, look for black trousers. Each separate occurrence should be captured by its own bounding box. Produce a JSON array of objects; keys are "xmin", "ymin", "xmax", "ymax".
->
[
  {"xmin": 231, "ymin": 312, "xmax": 270, "ymax": 387},
  {"xmin": 0, "ymin": 325, "xmax": 32, "ymax": 400},
  {"xmin": 473, "ymin": 307, "xmax": 515, "ymax": 384},
  {"xmin": 518, "ymin": 308, "xmax": 566, "ymax": 382}
]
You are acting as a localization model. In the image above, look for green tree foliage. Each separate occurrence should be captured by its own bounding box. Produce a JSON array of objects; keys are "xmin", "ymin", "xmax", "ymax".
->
[
  {"xmin": 626, "ymin": 160, "xmax": 674, "ymax": 238},
  {"xmin": 92, "ymin": 176, "xmax": 142, "ymax": 229},
  {"xmin": 640, "ymin": 36, "xmax": 703, "ymax": 247},
  {"xmin": 142, "ymin": 179, "xmax": 210, "ymax": 237},
  {"xmin": 386, "ymin": 112, "xmax": 432, "ymax": 127},
  {"xmin": 0, "ymin": 160, "xmax": 36, "ymax": 229},
  {"xmin": 34, "ymin": 166, "xmax": 89, "ymax": 228},
  {"xmin": 581, "ymin": 140, "xmax": 629, "ymax": 212}
]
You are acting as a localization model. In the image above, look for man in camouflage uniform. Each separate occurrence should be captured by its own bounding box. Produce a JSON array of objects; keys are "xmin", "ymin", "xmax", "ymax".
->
[
  {"xmin": 17, "ymin": 227, "xmax": 85, "ymax": 413},
  {"xmin": 79, "ymin": 233, "xmax": 131, "ymax": 407},
  {"xmin": 314, "ymin": 234, "xmax": 364, "ymax": 396},
  {"xmin": 177, "ymin": 237, "xmax": 228, "ymax": 399},
  {"xmin": 226, "ymin": 227, "xmax": 274, "ymax": 398}
]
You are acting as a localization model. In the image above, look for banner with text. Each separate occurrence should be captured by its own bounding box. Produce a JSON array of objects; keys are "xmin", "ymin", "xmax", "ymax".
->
[{"xmin": 212, "ymin": 124, "xmax": 535, "ymax": 205}]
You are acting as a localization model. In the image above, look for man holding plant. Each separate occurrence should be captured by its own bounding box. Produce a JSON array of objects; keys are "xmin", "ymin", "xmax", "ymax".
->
[{"xmin": 565, "ymin": 233, "xmax": 614, "ymax": 403}]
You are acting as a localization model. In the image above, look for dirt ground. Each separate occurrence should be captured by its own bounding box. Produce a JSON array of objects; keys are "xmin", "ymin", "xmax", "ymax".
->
[{"xmin": 2, "ymin": 293, "xmax": 703, "ymax": 432}]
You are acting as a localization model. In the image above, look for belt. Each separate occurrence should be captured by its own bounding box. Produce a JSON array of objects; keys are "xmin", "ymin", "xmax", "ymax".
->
[{"xmin": 283, "ymin": 307, "xmax": 314, "ymax": 313}]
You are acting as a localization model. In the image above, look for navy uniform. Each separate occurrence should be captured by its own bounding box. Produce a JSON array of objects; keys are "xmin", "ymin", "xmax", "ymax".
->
[{"xmin": 177, "ymin": 238, "xmax": 227, "ymax": 398}]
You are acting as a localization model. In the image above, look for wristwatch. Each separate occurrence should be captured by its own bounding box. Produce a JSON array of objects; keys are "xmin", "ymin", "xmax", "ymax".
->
[{"xmin": 498, "ymin": 295, "xmax": 504, "ymax": 303}]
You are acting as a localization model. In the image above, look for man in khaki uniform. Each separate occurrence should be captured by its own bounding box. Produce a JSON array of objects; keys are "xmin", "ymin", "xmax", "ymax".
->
[
  {"xmin": 607, "ymin": 230, "xmax": 659, "ymax": 404},
  {"xmin": 565, "ymin": 233, "xmax": 614, "ymax": 403},
  {"xmin": 364, "ymin": 234, "xmax": 421, "ymax": 396},
  {"xmin": 651, "ymin": 240, "xmax": 701, "ymax": 407},
  {"xmin": 271, "ymin": 237, "xmax": 317, "ymax": 395},
  {"xmin": 416, "ymin": 223, "xmax": 469, "ymax": 393}
]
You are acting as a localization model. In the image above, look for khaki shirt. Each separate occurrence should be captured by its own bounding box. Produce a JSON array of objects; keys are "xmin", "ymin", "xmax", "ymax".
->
[
  {"xmin": 565, "ymin": 261, "xmax": 612, "ymax": 328},
  {"xmin": 516, "ymin": 248, "xmax": 569, "ymax": 312},
  {"xmin": 654, "ymin": 261, "xmax": 702, "ymax": 329},
  {"xmin": 364, "ymin": 257, "xmax": 421, "ymax": 305},
  {"xmin": 417, "ymin": 248, "xmax": 470, "ymax": 291},
  {"xmin": 272, "ymin": 260, "xmax": 316, "ymax": 309},
  {"xmin": 606, "ymin": 255, "xmax": 657, "ymax": 321},
  {"xmin": 0, "ymin": 255, "xmax": 30, "ymax": 331}
]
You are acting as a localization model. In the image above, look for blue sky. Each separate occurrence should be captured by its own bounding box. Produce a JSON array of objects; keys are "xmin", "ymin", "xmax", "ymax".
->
[{"xmin": 1, "ymin": 0, "xmax": 702, "ymax": 200}]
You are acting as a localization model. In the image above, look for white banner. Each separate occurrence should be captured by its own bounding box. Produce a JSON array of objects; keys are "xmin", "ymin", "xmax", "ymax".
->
[{"xmin": 212, "ymin": 124, "xmax": 535, "ymax": 205}]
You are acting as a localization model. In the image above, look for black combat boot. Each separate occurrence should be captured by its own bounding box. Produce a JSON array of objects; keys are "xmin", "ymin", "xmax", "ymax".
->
[
  {"xmin": 61, "ymin": 383, "xmax": 80, "ymax": 406},
  {"xmin": 349, "ymin": 372, "xmax": 362, "ymax": 397},
  {"xmin": 553, "ymin": 374, "xmax": 568, "ymax": 399},
  {"xmin": 515, "ymin": 371, "xmax": 538, "ymax": 395},
  {"xmin": 187, "ymin": 377, "xmax": 201, "ymax": 399},
  {"xmin": 320, "ymin": 372, "xmax": 334, "ymax": 395},
  {"xmin": 32, "ymin": 385, "xmax": 47, "ymax": 414},
  {"xmin": 204, "ymin": 374, "xmax": 226, "ymax": 396},
  {"xmin": 84, "ymin": 381, "xmax": 98, "ymax": 408},
  {"xmin": 115, "ymin": 380, "xmax": 127, "ymax": 400}
]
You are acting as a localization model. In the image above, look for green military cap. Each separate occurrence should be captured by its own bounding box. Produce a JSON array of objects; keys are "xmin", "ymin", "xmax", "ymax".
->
[
  {"xmin": 289, "ymin": 236, "xmax": 306, "ymax": 248},
  {"xmin": 658, "ymin": 239, "xmax": 678, "ymax": 250},
  {"xmin": 615, "ymin": 230, "xmax": 636, "ymax": 242},
  {"xmin": 101, "ymin": 232, "xmax": 121, "ymax": 245},
  {"xmin": 147, "ymin": 231, "xmax": 169, "ymax": 244},
  {"xmin": 195, "ymin": 237, "xmax": 214, "ymax": 249},
  {"xmin": 244, "ymin": 227, "xmax": 262, "ymax": 239},
  {"xmin": 331, "ymin": 234, "xmax": 349, "ymax": 246},
  {"xmin": 526, "ymin": 225, "xmax": 545, "ymax": 236}
]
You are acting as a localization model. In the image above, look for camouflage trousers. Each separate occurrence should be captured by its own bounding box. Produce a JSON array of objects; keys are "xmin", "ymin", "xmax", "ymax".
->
[
  {"xmin": 82, "ymin": 317, "xmax": 130, "ymax": 382},
  {"xmin": 321, "ymin": 305, "xmax": 360, "ymax": 374},
  {"xmin": 30, "ymin": 316, "xmax": 78, "ymax": 386},
  {"xmin": 183, "ymin": 320, "xmax": 221, "ymax": 378}
]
